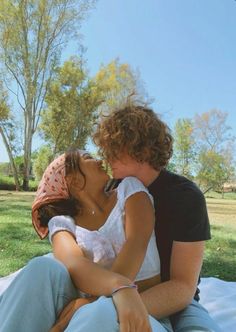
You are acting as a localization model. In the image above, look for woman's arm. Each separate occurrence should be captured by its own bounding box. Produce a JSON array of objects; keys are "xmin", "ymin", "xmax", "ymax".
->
[
  {"xmin": 52, "ymin": 230, "xmax": 152, "ymax": 332},
  {"xmin": 52, "ymin": 230, "xmax": 133, "ymax": 296},
  {"xmin": 111, "ymin": 191, "xmax": 155, "ymax": 281}
]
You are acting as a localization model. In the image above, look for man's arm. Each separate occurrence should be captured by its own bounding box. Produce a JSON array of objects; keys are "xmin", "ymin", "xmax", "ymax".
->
[{"xmin": 140, "ymin": 241, "xmax": 204, "ymax": 318}]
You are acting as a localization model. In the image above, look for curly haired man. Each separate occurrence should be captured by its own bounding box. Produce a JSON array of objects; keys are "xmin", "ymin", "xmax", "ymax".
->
[{"xmin": 93, "ymin": 104, "xmax": 221, "ymax": 332}]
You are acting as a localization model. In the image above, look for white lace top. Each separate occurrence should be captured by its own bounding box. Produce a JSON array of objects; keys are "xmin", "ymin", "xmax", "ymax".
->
[{"xmin": 48, "ymin": 176, "xmax": 160, "ymax": 281}]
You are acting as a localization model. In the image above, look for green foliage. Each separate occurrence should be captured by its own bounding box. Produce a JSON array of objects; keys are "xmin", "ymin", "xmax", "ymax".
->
[
  {"xmin": 0, "ymin": 174, "xmax": 38, "ymax": 191},
  {"xmin": 172, "ymin": 110, "xmax": 235, "ymax": 188},
  {"xmin": 166, "ymin": 161, "xmax": 177, "ymax": 173},
  {"xmin": 196, "ymin": 150, "xmax": 235, "ymax": 193},
  {"xmin": 92, "ymin": 58, "xmax": 149, "ymax": 114},
  {"xmin": 0, "ymin": 81, "xmax": 10, "ymax": 121},
  {"xmin": 194, "ymin": 109, "xmax": 233, "ymax": 152},
  {"xmin": 33, "ymin": 145, "xmax": 54, "ymax": 180},
  {"xmin": 172, "ymin": 118, "xmax": 195, "ymax": 178},
  {"xmin": 0, "ymin": 0, "xmax": 96, "ymax": 190},
  {"xmin": 0, "ymin": 162, "xmax": 10, "ymax": 176},
  {"xmin": 40, "ymin": 56, "xmax": 101, "ymax": 155}
]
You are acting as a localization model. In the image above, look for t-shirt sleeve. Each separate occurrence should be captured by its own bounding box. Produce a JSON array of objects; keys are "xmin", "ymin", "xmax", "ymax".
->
[
  {"xmin": 48, "ymin": 215, "xmax": 76, "ymax": 243},
  {"xmin": 169, "ymin": 184, "xmax": 211, "ymax": 241},
  {"xmin": 117, "ymin": 176, "xmax": 154, "ymax": 206}
]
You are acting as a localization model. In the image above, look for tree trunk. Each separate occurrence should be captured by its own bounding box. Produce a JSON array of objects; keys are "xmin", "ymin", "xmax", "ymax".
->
[
  {"xmin": 22, "ymin": 92, "xmax": 33, "ymax": 191},
  {"xmin": 0, "ymin": 126, "xmax": 21, "ymax": 191},
  {"xmin": 23, "ymin": 109, "xmax": 33, "ymax": 191}
]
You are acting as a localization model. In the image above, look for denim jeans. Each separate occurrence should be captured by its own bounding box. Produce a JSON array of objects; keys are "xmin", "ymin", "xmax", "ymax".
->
[
  {"xmin": 0, "ymin": 256, "xmax": 221, "ymax": 332},
  {"xmin": 0, "ymin": 256, "xmax": 78, "ymax": 332},
  {"xmin": 170, "ymin": 299, "xmax": 222, "ymax": 332}
]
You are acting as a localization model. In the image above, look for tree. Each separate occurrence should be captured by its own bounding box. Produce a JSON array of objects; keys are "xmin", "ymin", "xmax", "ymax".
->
[
  {"xmin": 172, "ymin": 118, "xmax": 196, "ymax": 178},
  {"xmin": 33, "ymin": 145, "xmax": 53, "ymax": 180},
  {"xmin": 196, "ymin": 150, "xmax": 235, "ymax": 194},
  {"xmin": 194, "ymin": 109, "xmax": 235, "ymax": 192},
  {"xmin": 40, "ymin": 58, "xmax": 149, "ymax": 154},
  {"xmin": 92, "ymin": 59, "xmax": 150, "ymax": 114},
  {"xmin": 0, "ymin": 0, "xmax": 96, "ymax": 190},
  {"xmin": 0, "ymin": 81, "xmax": 21, "ymax": 189},
  {"xmin": 39, "ymin": 56, "xmax": 101, "ymax": 155},
  {"xmin": 194, "ymin": 109, "xmax": 234, "ymax": 153}
]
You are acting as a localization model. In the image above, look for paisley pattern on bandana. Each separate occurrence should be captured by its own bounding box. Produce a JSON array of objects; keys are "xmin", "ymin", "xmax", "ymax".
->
[{"xmin": 32, "ymin": 154, "xmax": 69, "ymax": 239}]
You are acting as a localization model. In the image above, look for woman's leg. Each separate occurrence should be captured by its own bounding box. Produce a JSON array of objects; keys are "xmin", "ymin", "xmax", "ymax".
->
[
  {"xmin": 65, "ymin": 296, "xmax": 173, "ymax": 332},
  {"xmin": 171, "ymin": 299, "xmax": 222, "ymax": 332},
  {"xmin": 0, "ymin": 256, "xmax": 78, "ymax": 332}
]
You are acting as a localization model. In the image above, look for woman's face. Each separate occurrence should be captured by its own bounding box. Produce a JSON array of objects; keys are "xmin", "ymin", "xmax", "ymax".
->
[
  {"xmin": 80, "ymin": 153, "xmax": 109, "ymax": 181},
  {"xmin": 68, "ymin": 153, "xmax": 110, "ymax": 196}
]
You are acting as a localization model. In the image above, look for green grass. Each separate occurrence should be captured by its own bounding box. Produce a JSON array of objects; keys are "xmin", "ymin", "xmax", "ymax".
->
[
  {"xmin": 0, "ymin": 190, "xmax": 235, "ymax": 280},
  {"xmin": 201, "ymin": 197, "xmax": 236, "ymax": 281},
  {"xmin": 0, "ymin": 191, "xmax": 50, "ymax": 276}
]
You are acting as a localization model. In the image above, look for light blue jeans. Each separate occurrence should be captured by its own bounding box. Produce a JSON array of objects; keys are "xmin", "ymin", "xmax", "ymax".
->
[{"xmin": 0, "ymin": 256, "xmax": 221, "ymax": 332}]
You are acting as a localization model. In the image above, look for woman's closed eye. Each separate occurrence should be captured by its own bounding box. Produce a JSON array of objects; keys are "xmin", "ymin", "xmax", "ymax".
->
[{"xmin": 82, "ymin": 153, "xmax": 93, "ymax": 160}]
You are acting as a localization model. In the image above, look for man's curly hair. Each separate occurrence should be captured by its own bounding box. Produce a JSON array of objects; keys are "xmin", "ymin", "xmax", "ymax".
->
[{"xmin": 93, "ymin": 104, "xmax": 173, "ymax": 171}]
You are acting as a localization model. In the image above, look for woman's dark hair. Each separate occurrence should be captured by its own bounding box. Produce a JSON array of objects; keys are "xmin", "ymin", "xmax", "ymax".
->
[
  {"xmin": 38, "ymin": 199, "xmax": 78, "ymax": 227},
  {"xmin": 65, "ymin": 148, "xmax": 86, "ymax": 188}
]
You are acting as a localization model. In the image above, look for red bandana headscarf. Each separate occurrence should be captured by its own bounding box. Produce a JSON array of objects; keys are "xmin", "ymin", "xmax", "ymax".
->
[{"xmin": 32, "ymin": 154, "xmax": 69, "ymax": 239}]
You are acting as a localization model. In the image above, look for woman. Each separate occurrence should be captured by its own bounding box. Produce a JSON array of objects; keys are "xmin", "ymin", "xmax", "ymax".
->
[{"xmin": 0, "ymin": 149, "xmax": 172, "ymax": 332}]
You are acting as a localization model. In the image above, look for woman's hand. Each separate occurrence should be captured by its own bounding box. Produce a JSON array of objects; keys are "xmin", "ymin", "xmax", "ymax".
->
[
  {"xmin": 49, "ymin": 298, "xmax": 91, "ymax": 332},
  {"xmin": 112, "ymin": 288, "xmax": 152, "ymax": 332}
]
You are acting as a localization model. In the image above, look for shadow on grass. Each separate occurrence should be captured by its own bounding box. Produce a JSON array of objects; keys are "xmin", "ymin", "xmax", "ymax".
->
[{"xmin": 202, "ymin": 224, "xmax": 236, "ymax": 281}]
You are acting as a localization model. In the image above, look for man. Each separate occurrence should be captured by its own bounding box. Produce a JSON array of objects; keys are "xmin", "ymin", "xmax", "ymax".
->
[{"xmin": 93, "ymin": 104, "xmax": 221, "ymax": 332}]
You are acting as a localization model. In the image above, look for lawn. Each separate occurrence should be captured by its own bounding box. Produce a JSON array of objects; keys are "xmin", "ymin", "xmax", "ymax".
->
[
  {"xmin": 201, "ymin": 197, "xmax": 236, "ymax": 281},
  {"xmin": 0, "ymin": 191, "xmax": 50, "ymax": 276},
  {"xmin": 0, "ymin": 190, "xmax": 235, "ymax": 280}
]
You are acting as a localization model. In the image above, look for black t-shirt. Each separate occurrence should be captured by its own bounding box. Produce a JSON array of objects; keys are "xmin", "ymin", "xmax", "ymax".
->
[
  {"xmin": 106, "ymin": 170, "xmax": 211, "ymax": 300},
  {"xmin": 148, "ymin": 170, "xmax": 211, "ymax": 300}
]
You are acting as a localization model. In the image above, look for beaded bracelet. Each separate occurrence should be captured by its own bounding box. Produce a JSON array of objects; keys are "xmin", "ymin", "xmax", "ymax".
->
[{"xmin": 111, "ymin": 284, "xmax": 138, "ymax": 296}]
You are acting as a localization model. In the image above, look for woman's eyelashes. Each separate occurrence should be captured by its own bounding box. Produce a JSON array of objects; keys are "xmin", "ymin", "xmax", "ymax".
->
[{"xmin": 82, "ymin": 154, "xmax": 93, "ymax": 160}]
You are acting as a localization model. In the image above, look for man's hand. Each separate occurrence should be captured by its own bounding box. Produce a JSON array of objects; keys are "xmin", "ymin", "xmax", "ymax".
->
[{"xmin": 112, "ymin": 288, "xmax": 152, "ymax": 332}]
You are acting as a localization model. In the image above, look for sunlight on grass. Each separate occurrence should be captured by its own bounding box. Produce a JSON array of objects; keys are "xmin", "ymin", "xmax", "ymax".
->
[
  {"xmin": 201, "ymin": 197, "xmax": 236, "ymax": 281},
  {"xmin": 0, "ymin": 191, "xmax": 235, "ymax": 280},
  {"xmin": 0, "ymin": 191, "xmax": 51, "ymax": 276}
]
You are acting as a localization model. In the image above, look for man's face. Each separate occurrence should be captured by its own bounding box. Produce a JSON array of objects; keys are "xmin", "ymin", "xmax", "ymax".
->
[{"xmin": 109, "ymin": 154, "xmax": 142, "ymax": 179}]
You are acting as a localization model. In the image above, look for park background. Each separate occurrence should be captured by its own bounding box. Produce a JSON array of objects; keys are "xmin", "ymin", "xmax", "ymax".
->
[{"xmin": 0, "ymin": 1, "xmax": 235, "ymax": 280}]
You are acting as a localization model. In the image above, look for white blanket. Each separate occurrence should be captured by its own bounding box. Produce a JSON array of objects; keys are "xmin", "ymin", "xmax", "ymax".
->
[{"xmin": 0, "ymin": 270, "xmax": 235, "ymax": 331}]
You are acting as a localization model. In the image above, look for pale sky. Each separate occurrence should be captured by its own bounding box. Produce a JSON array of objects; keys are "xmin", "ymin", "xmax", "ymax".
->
[{"xmin": 1, "ymin": 0, "xmax": 235, "ymax": 162}]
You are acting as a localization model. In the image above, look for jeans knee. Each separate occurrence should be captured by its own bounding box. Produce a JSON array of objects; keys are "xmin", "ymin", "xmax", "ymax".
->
[
  {"xmin": 177, "ymin": 328, "xmax": 216, "ymax": 332},
  {"xmin": 78, "ymin": 296, "xmax": 118, "ymax": 328},
  {"xmin": 27, "ymin": 256, "xmax": 69, "ymax": 283}
]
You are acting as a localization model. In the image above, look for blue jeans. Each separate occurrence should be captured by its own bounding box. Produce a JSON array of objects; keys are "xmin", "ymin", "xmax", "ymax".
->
[
  {"xmin": 0, "ymin": 256, "xmax": 78, "ymax": 332},
  {"xmin": 0, "ymin": 256, "xmax": 221, "ymax": 332},
  {"xmin": 65, "ymin": 296, "xmax": 173, "ymax": 332},
  {"xmin": 170, "ymin": 299, "xmax": 222, "ymax": 332}
]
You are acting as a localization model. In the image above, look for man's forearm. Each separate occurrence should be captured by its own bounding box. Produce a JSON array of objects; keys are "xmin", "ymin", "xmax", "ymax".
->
[{"xmin": 140, "ymin": 280, "xmax": 194, "ymax": 319}]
